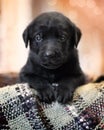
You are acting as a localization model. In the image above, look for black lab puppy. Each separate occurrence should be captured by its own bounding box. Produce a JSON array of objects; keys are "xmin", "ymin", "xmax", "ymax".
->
[{"xmin": 19, "ymin": 12, "xmax": 87, "ymax": 104}]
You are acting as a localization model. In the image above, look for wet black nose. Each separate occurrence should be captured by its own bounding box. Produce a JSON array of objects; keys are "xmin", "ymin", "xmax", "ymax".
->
[{"xmin": 44, "ymin": 50, "xmax": 58, "ymax": 59}]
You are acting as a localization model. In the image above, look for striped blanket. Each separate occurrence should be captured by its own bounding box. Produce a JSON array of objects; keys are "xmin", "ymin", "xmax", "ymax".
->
[{"xmin": 0, "ymin": 82, "xmax": 104, "ymax": 130}]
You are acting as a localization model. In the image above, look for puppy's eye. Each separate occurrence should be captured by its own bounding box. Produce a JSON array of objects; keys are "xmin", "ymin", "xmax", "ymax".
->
[
  {"xmin": 35, "ymin": 33, "xmax": 43, "ymax": 42},
  {"xmin": 60, "ymin": 34, "xmax": 66, "ymax": 42}
]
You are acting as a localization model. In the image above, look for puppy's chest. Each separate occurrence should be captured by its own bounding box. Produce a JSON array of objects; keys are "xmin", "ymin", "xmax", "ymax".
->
[
  {"xmin": 45, "ymin": 74, "xmax": 60, "ymax": 89},
  {"xmin": 37, "ymin": 68, "xmax": 63, "ymax": 86},
  {"xmin": 51, "ymin": 83, "xmax": 59, "ymax": 90},
  {"xmin": 42, "ymin": 72, "xmax": 60, "ymax": 85},
  {"xmin": 41, "ymin": 73, "xmax": 59, "ymax": 89}
]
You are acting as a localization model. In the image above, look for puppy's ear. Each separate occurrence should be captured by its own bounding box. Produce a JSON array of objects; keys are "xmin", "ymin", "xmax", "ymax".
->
[
  {"xmin": 22, "ymin": 27, "xmax": 29, "ymax": 48},
  {"xmin": 74, "ymin": 26, "xmax": 82, "ymax": 47}
]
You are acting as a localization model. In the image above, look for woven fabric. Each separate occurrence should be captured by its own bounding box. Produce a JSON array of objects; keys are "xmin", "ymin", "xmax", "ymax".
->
[{"xmin": 0, "ymin": 82, "xmax": 104, "ymax": 130}]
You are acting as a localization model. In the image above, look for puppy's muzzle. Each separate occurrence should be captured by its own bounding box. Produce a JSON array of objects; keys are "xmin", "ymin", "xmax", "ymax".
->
[{"xmin": 40, "ymin": 50, "xmax": 63, "ymax": 69}]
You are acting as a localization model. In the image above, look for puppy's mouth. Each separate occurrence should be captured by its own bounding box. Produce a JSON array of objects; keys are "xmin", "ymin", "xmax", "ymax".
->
[{"xmin": 40, "ymin": 61, "xmax": 63, "ymax": 69}]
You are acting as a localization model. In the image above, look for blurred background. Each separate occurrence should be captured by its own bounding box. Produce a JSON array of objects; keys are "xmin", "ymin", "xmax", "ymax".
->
[{"xmin": 0, "ymin": 0, "xmax": 104, "ymax": 85}]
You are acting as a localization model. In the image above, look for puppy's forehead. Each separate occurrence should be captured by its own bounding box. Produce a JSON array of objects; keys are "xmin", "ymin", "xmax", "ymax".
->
[{"xmin": 31, "ymin": 12, "xmax": 73, "ymax": 29}]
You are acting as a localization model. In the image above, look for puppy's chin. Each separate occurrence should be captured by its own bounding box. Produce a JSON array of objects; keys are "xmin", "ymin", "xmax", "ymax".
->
[{"xmin": 40, "ymin": 63, "xmax": 63, "ymax": 70}]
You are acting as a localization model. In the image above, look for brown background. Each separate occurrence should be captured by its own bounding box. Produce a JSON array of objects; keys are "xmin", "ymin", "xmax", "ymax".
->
[{"xmin": 0, "ymin": 0, "xmax": 104, "ymax": 79}]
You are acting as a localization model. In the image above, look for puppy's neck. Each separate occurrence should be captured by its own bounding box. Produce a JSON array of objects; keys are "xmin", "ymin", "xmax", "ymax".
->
[{"xmin": 29, "ymin": 59, "xmax": 81, "ymax": 83}]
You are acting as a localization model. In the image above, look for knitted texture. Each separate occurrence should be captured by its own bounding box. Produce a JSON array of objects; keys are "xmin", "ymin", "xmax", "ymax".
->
[{"xmin": 0, "ymin": 82, "xmax": 104, "ymax": 130}]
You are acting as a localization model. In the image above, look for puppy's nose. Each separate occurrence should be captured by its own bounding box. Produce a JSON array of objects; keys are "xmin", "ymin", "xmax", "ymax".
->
[
  {"xmin": 44, "ymin": 51, "xmax": 57, "ymax": 58},
  {"xmin": 46, "ymin": 51, "xmax": 53, "ymax": 57}
]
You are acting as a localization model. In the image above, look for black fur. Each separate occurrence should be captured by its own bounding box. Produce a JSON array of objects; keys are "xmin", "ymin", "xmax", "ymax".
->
[
  {"xmin": 19, "ymin": 12, "xmax": 86, "ymax": 104},
  {"xmin": 94, "ymin": 75, "xmax": 104, "ymax": 83}
]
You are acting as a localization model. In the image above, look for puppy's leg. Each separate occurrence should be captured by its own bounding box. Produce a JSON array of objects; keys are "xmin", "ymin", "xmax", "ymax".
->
[
  {"xmin": 56, "ymin": 75, "xmax": 86, "ymax": 104},
  {"xmin": 19, "ymin": 73, "xmax": 55, "ymax": 104}
]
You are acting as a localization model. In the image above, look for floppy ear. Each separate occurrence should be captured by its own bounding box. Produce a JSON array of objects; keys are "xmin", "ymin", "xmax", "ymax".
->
[
  {"xmin": 22, "ymin": 27, "xmax": 29, "ymax": 48},
  {"xmin": 74, "ymin": 26, "xmax": 82, "ymax": 47}
]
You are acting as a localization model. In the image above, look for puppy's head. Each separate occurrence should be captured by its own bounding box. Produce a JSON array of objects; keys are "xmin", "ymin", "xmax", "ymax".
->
[{"xmin": 23, "ymin": 12, "xmax": 81, "ymax": 69}]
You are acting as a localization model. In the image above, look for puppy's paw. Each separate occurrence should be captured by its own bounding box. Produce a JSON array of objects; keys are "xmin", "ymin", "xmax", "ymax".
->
[
  {"xmin": 56, "ymin": 86, "xmax": 75, "ymax": 104},
  {"xmin": 37, "ymin": 87, "xmax": 55, "ymax": 104}
]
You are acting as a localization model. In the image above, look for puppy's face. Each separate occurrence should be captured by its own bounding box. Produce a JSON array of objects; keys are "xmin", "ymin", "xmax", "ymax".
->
[{"xmin": 23, "ymin": 12, "xmax": 81, "ymax": 69}]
